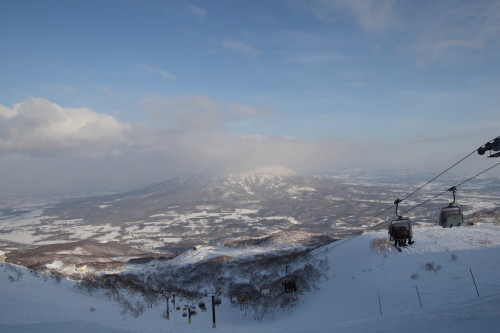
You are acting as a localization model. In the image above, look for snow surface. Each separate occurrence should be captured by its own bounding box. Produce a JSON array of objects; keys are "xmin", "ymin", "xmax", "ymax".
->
[{"xmin": 1, "ymin": 223, "xmax": 500, "ymax": 332}]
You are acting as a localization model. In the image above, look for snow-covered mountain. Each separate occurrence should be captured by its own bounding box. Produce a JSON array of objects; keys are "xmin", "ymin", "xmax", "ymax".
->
[
  {"xmin": 33, "ymin": 166, "xmax": 394, "ymax": 253},
  {"xmin": 3, "ymin": 165, "xmax": 499, "ymax": 266},
  {"xmin": 46, "ymin": 166, "xmax": 339, "ymax": 222},
  {"xmin": 2, "ymin": 221, "xmax": 500, "ymax": 333}
]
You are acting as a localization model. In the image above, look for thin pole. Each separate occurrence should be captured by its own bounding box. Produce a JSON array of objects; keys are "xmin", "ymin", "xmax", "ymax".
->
[
  {"xmin": 166, "ymin": 295, "xmax": 170, "ymax": 319},
  {"xmin": 470, "ymin": 268, "xmax": 480, "ymax": 297},
  {"xmin": 378, "ymin": 294, "xmax": 382, "ymax": 316},
  {"xmin": 415, "ymin": 285, "xmax": 422, "ymax": 307},
  {"xmin": 212, "ymin": 295, "xmax": 216, "ymax": 328}
]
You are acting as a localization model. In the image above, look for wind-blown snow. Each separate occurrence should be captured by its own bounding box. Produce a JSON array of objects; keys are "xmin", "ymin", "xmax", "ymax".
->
[{"xmin": 1, "ymin": 223, "xmax": 500, "ymax": 332}]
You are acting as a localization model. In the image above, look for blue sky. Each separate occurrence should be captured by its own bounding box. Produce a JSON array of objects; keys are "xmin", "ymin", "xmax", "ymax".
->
[{"xmin": 1, "ymin": 0, "xmax": 499, "ymax": 195}]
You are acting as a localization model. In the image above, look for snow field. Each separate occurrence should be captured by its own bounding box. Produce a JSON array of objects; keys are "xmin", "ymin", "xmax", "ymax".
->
[{"xmin": 1, "ymin": 223, "xmax": 500, "ymax": 332}]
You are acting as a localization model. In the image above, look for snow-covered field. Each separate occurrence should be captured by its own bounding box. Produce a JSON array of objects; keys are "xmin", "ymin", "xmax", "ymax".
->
[
  {"xmin": 2, "ymin": 172, "xmax": 498, "ymax": 255},
  {"xmin": 1, "ymin": 222, "xmax": 499, "ymax": 333},
  {"xmin": 0, "ymin": 204, "xmax": 300, "ymax": 252}
]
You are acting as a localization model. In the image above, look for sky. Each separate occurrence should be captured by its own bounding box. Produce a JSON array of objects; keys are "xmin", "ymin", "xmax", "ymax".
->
[{"xmin": 1, "ymin": 0, "xmax": 500, "ymax": 196}]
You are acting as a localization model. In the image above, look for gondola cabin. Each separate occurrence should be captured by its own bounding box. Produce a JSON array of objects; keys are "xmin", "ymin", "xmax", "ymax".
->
[
  {"xmin": 439, "ymin": 205, "xmax": 463, "ymax": 228},
  {"xmin": 388, "ymin": 217, "xmax": 413, "ymax": 247},
  {"xmin": 439, "ymin": 187, "xmax": 463, "ymax": 228}
]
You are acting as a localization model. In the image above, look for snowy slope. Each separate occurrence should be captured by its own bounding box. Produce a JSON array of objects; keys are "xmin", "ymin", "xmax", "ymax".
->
[{"xmin": 1, "ymin": 223, "xmax": 500, "ymax": 333}]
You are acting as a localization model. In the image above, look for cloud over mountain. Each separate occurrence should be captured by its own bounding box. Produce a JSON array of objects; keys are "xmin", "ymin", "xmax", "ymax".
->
[
  {"xmin": 0, "ymin": 95, "xmax": 496, "ymax": 196},
  {"xmin": 137, "ymin": 95, "xmax": 347, "ymax": 172}
]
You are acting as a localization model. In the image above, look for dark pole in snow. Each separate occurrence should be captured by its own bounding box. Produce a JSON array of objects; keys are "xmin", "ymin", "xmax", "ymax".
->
[
  {"xmin": 378, "ymin": 294, "xmax": 382, "ymax": 316},
  {"xmin": 415, "ymin": 285, "xmax": 422, "ymax": 307},
  {"xmin": 161, "ymin": 290, "xmax": 171, "ymax": 320},
  {"xmin": 166, "ymin": 295, "xmax": 170, "ymax": 319},
  {"xmin": 184, "ymin": 304, "xmax": 196, "ymax": 324},
  {"xmin": 204, "ymin": 289, "xmax": 221, "ymax": 328},
  {"xmin": 470, "ymin": 268, "xmax": 480, "ymax": 297},
  {"xmin": 212, "ymin": 295, "xmax": 216, "ymax": 328}
]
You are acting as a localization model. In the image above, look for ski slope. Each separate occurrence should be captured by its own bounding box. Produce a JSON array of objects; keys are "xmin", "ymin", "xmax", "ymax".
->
[{"xmin": 1, "ymin": 223, "xmax": 500, "ymax": 332}]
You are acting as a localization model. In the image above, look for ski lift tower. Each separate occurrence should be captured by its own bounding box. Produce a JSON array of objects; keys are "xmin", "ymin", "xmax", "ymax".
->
[
  {"xmin": 161, "ymin": 290, "xmax": 173, "ymax": 320},
  {"xmin": 204, "ymin": 289, "xmax": 222, "ymax": 328}
]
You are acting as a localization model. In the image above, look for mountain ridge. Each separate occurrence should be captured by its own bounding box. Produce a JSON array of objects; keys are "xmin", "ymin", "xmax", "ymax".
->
[{"xmin": 38, "ymin": 166, "xmax": 381, "ymax": 251}]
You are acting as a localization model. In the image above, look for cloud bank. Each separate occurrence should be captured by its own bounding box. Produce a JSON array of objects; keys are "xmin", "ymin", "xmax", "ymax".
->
[
  {"xmin": 1, "ymin": 96, "xmax": 496, "ymax": 196},
  {"xmin": 1, "ymin": 96, "xmax": 341, "ymax": 172},
  {"xmin": 0, "ymin": 97, "xmax": 349, "ymax": 195},
  {"xmin": 0, "ymin": 98, "xmax": 131, "ymax": 157},
  {"xmin": 137, "ymin": 95, "xmax": 346, "ymax": 172}
]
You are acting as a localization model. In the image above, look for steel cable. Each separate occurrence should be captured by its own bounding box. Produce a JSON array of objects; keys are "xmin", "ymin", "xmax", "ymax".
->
[
  {"xmin": 294, "ymin": 137, "xmax": 500, "ymax": 263},
  {"xmin": 313, "ymin": 155, "xmax": 500, "ymax": 257}
]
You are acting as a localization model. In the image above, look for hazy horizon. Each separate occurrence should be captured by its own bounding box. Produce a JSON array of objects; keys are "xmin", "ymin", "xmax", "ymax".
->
[{"xmin": 1, "ymin": 1, "xmax": 499, "ymax": 196}]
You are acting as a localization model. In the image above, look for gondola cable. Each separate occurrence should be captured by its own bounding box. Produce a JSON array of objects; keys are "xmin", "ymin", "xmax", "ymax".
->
[
  {"xmin": 298, "ymin": 137, "xmax": 500, "ymax": 261},
  {"xmin": 318, "ymin": 149, "xmax": 479, "ymax": 251},
  {"xmin": 317, "ymin": 159, "xmax": 500, "ymax": 255},
  {"xmin": 400, "ymin": 148, "xmax": 478, "ymax": 203},
  {"xmin": 337, "ymin": 137, "xmax": 499, "ymax": 239},
  {"xmin": 400, "ymin": 135, "xmax": 499, "ymax": 203},
  {"xmin": 331, "ymin": 143, "xmax": 483, "ymax": 242},
  {"xmin": 401, "ymin": 160, "xmax": 500, "ymax": 216}
]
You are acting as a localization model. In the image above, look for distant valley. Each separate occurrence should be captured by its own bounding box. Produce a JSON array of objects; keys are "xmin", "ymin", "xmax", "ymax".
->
[{"xmin": 1, "ymin": 166, "xmax": 499, "ymax": 272}]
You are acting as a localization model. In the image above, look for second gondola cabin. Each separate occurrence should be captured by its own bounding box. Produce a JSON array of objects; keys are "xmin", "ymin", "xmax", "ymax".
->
[
  {"xmin": 439, "ymin": 205, "xmax": 463, "ymax": 227},
  {"xmin": 439, "ymin": 186, "xmax": 463, "ymax": 228}
]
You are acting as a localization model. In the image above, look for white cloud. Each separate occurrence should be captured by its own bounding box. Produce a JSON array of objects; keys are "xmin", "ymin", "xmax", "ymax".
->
[
  {"xmin": 2, "ymin": 96, "xmax": 494, "ymax": 196},
  {"xmin": 141, "ymin": 64, "xmax": 177, "ymax": 80},
  {"xmin": 297, "ymin": 0, "xmax": 398, "ymax": 33},
  {"xmin": 220, "ymin": 40, "xmax": 258, "ymax": 55},
  {"xmin": 400, "ymin": 1, "xmax": 500, "ymax": 65},
  {"xmin": 285, "ymin": 51, "xmax": 345, "ymax": 64},
  {"xmin": 298, "ymin": 1, "xmax": 500, "ymax": 65},
  {"xmin": 254, "ymin": 14, "xmax": 278, "ymax": 24},
  {"xmin": 140, "ymin": 95, "xmax": 273, "ymax": 125},
  {"xmin": 0, "ymin": 98, "xmax": 131, "ymax": 157},
  {"xmin": 186, "ymin": 4, "xmax": 206, "ymax": 19},
  {"xmin": 138, "ymin": 94, "xmax": 494, "ymax": 177},
  {"xmin": 136, "ymin": 95, "xmax": 346, "ymax": 173},
  {"xmin": 0, "ymin": 104, "xmax": 16, "ymax": 119}
]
